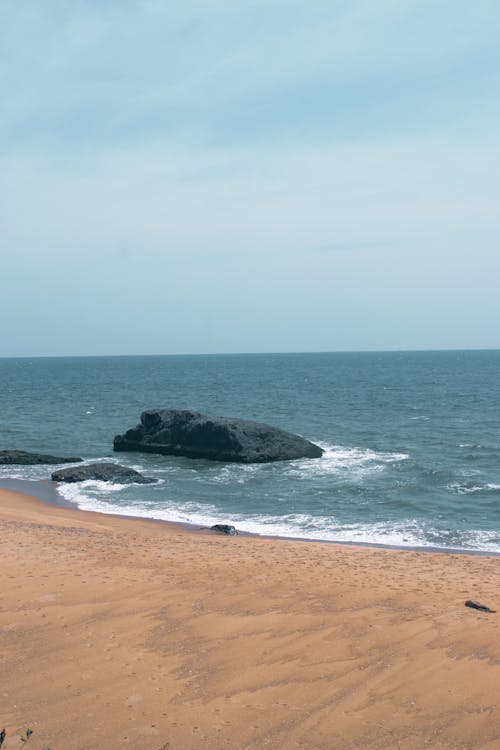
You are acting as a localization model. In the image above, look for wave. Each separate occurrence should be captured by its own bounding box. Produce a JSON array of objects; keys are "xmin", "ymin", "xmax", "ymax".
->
[
  {"xmin": 284, "ymin": 443, "xmax": 408, "ymax": 478},
  {"xmin": 0, "ymin": 456, "xmax": 149, "ymax": 479},
  {"xmin": 446, "ymin": 482, "xmax": 500, "ymax": 495},
  {"xmin": 4, "ymin": 449, "xmax": 499, "ymax": 553},
  {"xmin": 54, "ymin": 485, "xmax": 500, "ymax": 554},
  {"xmin": 57, "ymin": 478, "xmax": 165, "ymax": 501}
]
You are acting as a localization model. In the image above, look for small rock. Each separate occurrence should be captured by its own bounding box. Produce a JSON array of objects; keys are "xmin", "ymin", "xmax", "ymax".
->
[
  {"xmin": 210, "ymin": 524, "xmax": 238, "ymax": 536},
  {"xmin": 51, "ymin": 462, "xmax": 155, "ymax": 484}
]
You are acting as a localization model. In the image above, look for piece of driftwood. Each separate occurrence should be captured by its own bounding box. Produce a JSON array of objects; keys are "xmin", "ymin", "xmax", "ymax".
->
[{"xmin": 465, "ymin": 599, "xmax": 496, "ymax": 613}]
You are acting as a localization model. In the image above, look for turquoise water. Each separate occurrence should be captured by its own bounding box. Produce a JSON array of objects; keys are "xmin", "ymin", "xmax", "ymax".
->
[{"xmin": 1, "ymin": 351, "xmax": 499, "ymax": 552}]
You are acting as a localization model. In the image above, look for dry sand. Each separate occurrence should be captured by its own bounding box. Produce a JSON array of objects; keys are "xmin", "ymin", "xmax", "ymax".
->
[{"xmin": 1, "ymin": 488, "xmax": 499, "ymax": 750}]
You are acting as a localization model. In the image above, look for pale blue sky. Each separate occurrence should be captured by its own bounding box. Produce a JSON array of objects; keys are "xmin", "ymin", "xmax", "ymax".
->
[{"xmin": 1, "ymin": 0, "xmax": 499, "ymax": 356}]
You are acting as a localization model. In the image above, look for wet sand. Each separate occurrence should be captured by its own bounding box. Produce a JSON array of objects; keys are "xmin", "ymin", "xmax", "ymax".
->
[{"xmin": 1, "ymin": 487, "xmax": 499, "ymax": 749}]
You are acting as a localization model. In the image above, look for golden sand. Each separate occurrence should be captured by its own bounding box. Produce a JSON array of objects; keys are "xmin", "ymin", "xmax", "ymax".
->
[{"xmin": 1, "ymin": 488, "xmax": 498, "ymax": 749}]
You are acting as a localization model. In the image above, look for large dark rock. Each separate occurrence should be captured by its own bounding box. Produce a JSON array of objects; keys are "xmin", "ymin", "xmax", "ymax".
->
[
  {"xmin": 113, "ymin": 409, "xmax": 323, "ymax": 463},
  {"xmin": 51, "ymin": 462, "xmax": 155, "ymax": 484},
  {"xmin": 0, "ymin": 450, "xmax": 83, "ymax": 465}
]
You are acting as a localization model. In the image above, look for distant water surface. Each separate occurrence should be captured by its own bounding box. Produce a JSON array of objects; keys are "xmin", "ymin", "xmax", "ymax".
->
[{"xmin": 1, "ymin": 351, "xmax": 499, "ymax": 552}]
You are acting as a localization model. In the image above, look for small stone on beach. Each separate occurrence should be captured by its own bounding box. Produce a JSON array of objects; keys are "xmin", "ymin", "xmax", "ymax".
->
[
  {"xmin": 465, "ymin": 599, "xmax": 496, "ymax": 613},
  {"xmin": 210, "ymin": 524, "xmax": 238, "ymax": 536}
]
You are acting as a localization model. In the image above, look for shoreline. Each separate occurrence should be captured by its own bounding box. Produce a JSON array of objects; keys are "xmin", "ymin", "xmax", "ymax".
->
[
  {"xmin": 1, "ymin": 476, "xmax": 498, "ymax": 558},
  {"xmin": 1, "ymin": 485, "xmax": 498, "ymax": 749}
]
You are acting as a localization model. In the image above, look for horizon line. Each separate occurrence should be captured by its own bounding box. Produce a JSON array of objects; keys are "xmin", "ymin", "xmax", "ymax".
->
[{"xmin": 1, "ymin": 347, "xmax": 500, "ymax": 360}]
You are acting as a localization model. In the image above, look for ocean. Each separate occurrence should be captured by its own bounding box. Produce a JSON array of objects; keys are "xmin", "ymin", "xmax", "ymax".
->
[{"xmin": 1, "ymin": 351, "xmax": 499, "ymax": 553}]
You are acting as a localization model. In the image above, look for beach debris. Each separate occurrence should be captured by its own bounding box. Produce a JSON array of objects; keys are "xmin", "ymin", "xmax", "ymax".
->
[
  {"xmin": 465, "ymin": 600, "xmax": 497, "ymax": 613},
  {"xmin": 0, "ymin": 728, "xmax": 51, "ymax": 750},
  {"xmin": 20, "ymin": 728, "xmax": 33, "ymax": 744},
  {"xmin": 114, "ymin": 408, "xmax": 324, "ymax": 463},
  {"xmin": 51, "ymin": 462, "xmax": 156, "ymax": 484},
  {"xmin": 0, "ymin": 449, "xmax": 82, "ymax": 465},
  {"xmin": 211, "ymin": 524, "xmax": 239, "ymax": 536}
]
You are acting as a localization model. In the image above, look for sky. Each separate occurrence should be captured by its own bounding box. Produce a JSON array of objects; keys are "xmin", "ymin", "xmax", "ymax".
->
[{"xmin": 1, "ymin": 0, "xmax": 500, "ymax": 357}]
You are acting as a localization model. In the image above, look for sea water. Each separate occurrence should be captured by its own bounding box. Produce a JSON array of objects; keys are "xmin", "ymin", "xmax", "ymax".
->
[{"xmin": 1, "ymin": 351, "xmax": 499, "ymax": 553}]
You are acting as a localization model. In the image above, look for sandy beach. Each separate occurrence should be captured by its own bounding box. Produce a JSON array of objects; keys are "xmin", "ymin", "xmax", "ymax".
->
[{"xmin": 1, "ymin": 488, "xmax": 498, "ymax": 750}]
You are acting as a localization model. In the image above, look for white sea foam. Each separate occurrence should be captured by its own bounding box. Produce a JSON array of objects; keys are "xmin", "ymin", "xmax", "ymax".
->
[
  {"xmin": 57, "ymin": 476, "xmax": 164, "ymax": 500},
  {"xmin": 53, "ymin": 488, "xmax": 500, "ymax": 553},
  {"xmin": 446, "ymin": 482, "xmax": 500, "ymax": 495},
  {"xmin": 285, "ymin": 443, "xmax": 408, "ymax": 478},
  {"xmin": 0, "ymin": 466, "xmax": 37, "ymax": 481},
  {"xmin": 202, "ymin": 463, "xmax": 262, "ymax": 485},
  {"xmin": 0, "ymin": 461, "xmax": 80, "ymax": 482},
  {"xmin": 1, "ymin": 445, "xmax": 407, "ymax": 485}
]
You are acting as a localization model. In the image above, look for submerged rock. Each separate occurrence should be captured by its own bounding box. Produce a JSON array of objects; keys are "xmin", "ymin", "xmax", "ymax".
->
[
  {"xmin": 51, "ymin": 462, "xmax": 155, "ymax": 484},
  {"xmin": 113, "ymin": 409, "xmax": 323, "ymax": 464},
  {"xmin": 211, "ymin": 524, "xmax": 238, "ymax": 536},
  {"xmin": 0, "ymin": 450, "xmax": 83, "ymax": 465}
]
